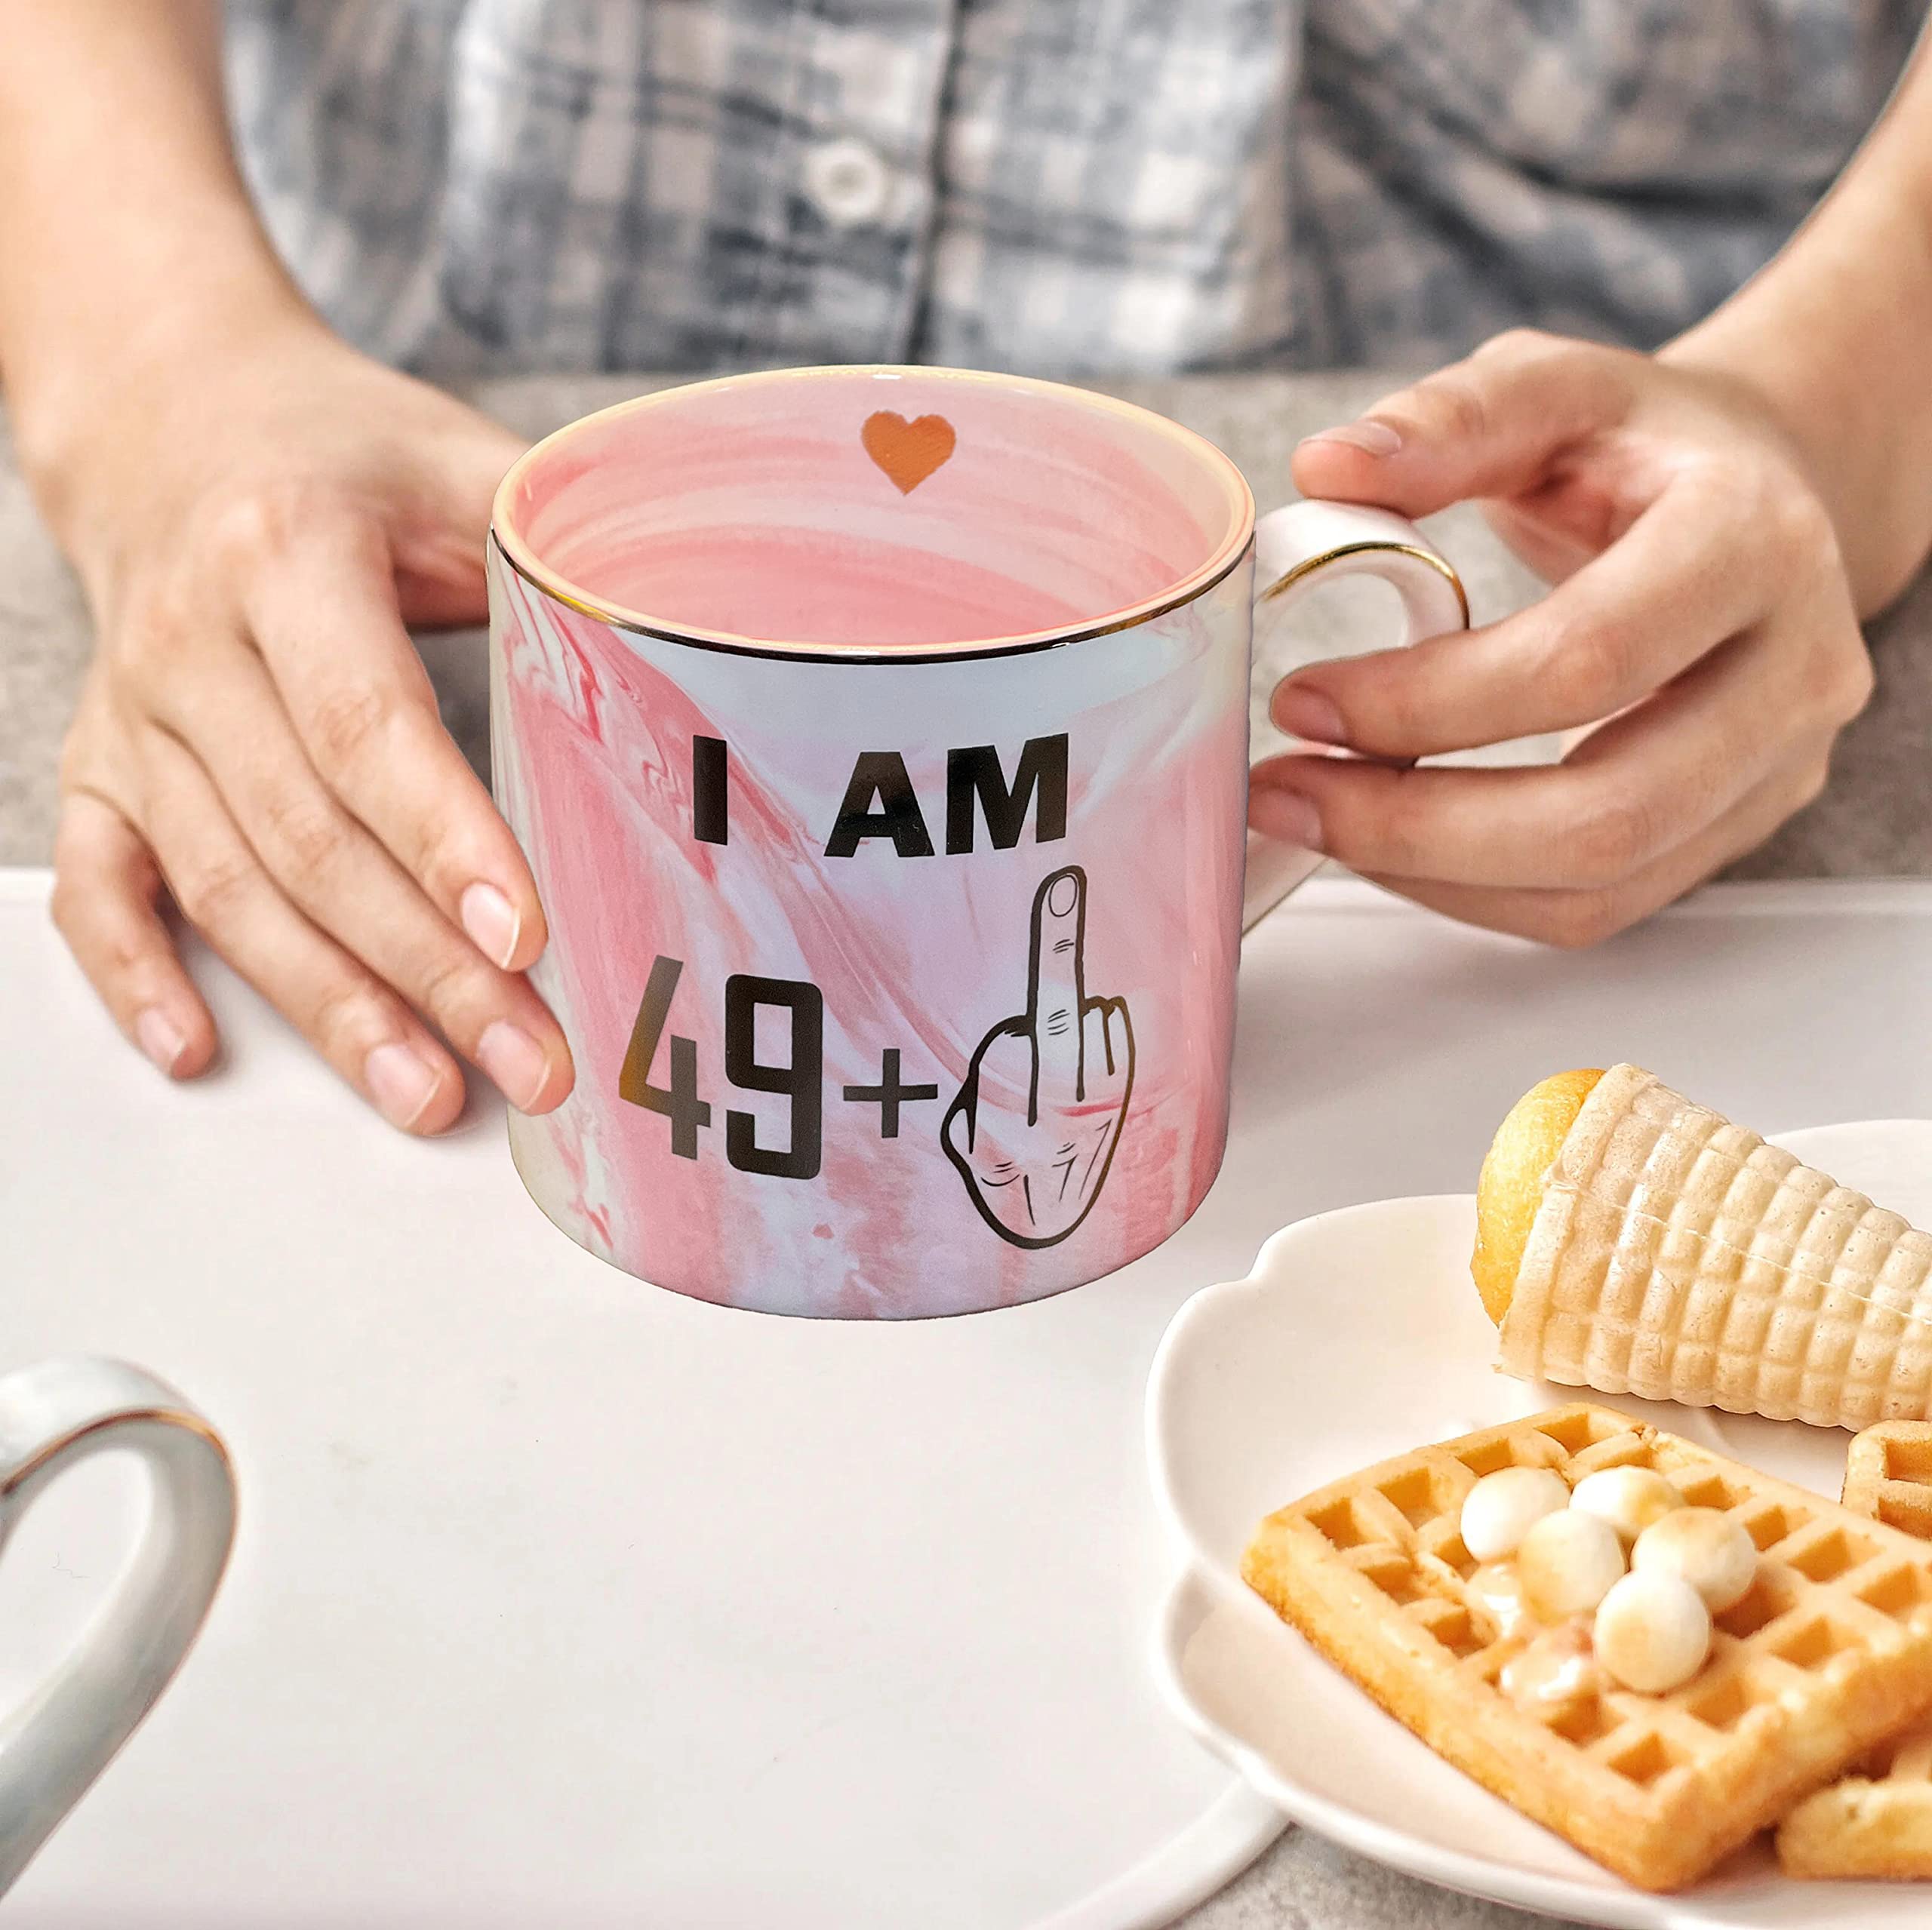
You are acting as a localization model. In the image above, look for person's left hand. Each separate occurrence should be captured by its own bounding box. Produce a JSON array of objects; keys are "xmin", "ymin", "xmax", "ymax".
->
[{"xmin": 1250, "ymin": 328, "xmax": 1874, "ymax": 946}]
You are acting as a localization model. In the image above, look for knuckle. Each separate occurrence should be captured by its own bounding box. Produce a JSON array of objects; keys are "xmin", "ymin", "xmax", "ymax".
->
[
  {"xmin": 1814, "ymin": 637, "xmax": 1875, "ymax": 727},
  {"xmin": 1538, "ymin": 614, "xmax": 1635, "ymax": 720},
  {"xmin": 410, "ymin": 809, "xmax": 472, "ymax": 899},
  {"xmin": 1406, "ymin": 372, "xmax": 1491, "ymax": 447},
  {"xmin": 57, "ymin": 689, "xmax": 133, "ymax": 791},
  {"xmin": 1844, "ymin": 657, "xmax": 1875, "ymax": 722},
  {"xmin": 55, "ymin": 729, "xmax": 92, "ymax": 793},
  {"xmin": 409, "ymin": 948, "xmax": 486, "ymax": 1031},
  {"xmin": 198, "ymin": 477, "xmax": 352, "ymax": 573},
  {"xmin": 1337, "ymin": 678, "xmax": 1425, "ymax": 759},
  {"xmin": 199, "ymin": 490, "xmax": 281, "ymax": 573},
  {"xmin": 1763, "ymin": 473, "xmax": 1838, "ymax": 562},
  {"xmin": 1475, "ymin": 325, "xmax": 1561, "ymax": 367},
  {"xmin": 82, "ymin": 917, "xmax": 155, "ymax": 983},
  {"xmin": 1473, "ymin": 327, "xmax": 1634, "ymax": 424},
  {"xmin": 46, "ymin": 860, "xmax": 134, "ymax": 967},
  {"xmin": 113, "ymin": 596, "xmax": 192, "ymax": 692},
  {"xmin": 48, "ymin": 828, "xmax": 168, "ymax": 979},
  {"xmin": 1534, "ymin": 889, "xmax": 1627, "ymax": 951},
  {"xmin": 1474, "ymin": 327, "xmax": 1611, "ymax": 388},
  {"xmin": 1672, "ymin": 459, "xmax": 1743, "ymax": 524},
  {"xmin": 1561, "ymin": 786, "xmax": 1660, "ymax": 887},
  {"xmin": 306, "ymin": 681, "xmax": 393, "ymax": 775},
  {"xmin": 103, "ymin": 930, "xmax": 153, "ymax": 979},
  {"xmin": 260, "ymin": 788, "xmax": 351, "ymax": 886},
  {"xmin": 46, "ymin": 868, "xmax": 85, "ymax": 942},
  {"xmin": 306, "ymin": 976, "xmax": 383, "ymax": 1059},
  {"xmin": 1377, "ymin": 778, "xmax": 1447, "ymax": 877},
  {"xmin": 173, "ymin": 852, "xmax": 257, "ymax": 932}
]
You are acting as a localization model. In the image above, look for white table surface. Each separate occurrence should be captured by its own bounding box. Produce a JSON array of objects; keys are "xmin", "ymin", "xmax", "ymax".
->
[{"xmin": 7, "ymin": 873, "xmax": 1932, "ymax": 1928}]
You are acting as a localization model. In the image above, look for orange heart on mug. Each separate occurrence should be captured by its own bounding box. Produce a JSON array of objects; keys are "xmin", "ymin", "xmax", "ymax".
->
[{"xmin": 862, "ymin": 410, "xmax": 956, "ymax": 494}]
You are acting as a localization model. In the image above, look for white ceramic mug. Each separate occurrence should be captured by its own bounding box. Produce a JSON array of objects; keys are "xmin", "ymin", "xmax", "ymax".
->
[{"xmin": 0, "ymin": 1358, "xmax": 235, "ymax": 1895}]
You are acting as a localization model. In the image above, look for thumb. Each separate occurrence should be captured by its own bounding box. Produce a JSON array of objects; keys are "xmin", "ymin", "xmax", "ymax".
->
[
  {"xmin": 395, "ymin": 418, "xmax": 529, "ymax": 627},
  {"xmin": 1289, "ymin": 330, "xmax": 1637, "ymax": 518},
  {"xmin": 445, "ymin": 413, "xmax": 531, "ymax": 525}
]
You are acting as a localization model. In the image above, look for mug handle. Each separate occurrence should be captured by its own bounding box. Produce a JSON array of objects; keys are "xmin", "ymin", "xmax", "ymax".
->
[
  {"xmin": 0, "ymin": 1358, "xmax": 235, "ymax": 1894},
  {"xmin": 1241, "ymin": 500, "xmax": 1469, "ymax": 932}
]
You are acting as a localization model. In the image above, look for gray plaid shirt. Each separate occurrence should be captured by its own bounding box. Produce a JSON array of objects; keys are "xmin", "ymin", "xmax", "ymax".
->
[{"xmin": 225, "ymin": 1, "xmax": 1924, "ymax": 381}]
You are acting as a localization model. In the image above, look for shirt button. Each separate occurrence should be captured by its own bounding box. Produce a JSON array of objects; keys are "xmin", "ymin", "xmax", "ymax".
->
[{"xmin": 803, "ymin": 137, "xmax": 892, "ymax": 227}]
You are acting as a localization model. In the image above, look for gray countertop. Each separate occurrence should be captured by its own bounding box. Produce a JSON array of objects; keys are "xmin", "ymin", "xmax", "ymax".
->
[{"xmin": 2, "ymin": 373, "xmax": 1928, "ymax": 1930}]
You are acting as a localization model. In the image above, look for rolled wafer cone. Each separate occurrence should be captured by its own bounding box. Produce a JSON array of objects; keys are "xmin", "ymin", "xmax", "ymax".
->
[{"xmin": 1474, "ymin": 1064, "xmax": 1932, "ymax": 1429}]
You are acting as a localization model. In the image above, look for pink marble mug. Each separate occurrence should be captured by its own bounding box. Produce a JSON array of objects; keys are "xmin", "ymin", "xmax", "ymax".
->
[{"xmin": 488, "ymin": 367, "xmax": 1466, "ymax": 1317}]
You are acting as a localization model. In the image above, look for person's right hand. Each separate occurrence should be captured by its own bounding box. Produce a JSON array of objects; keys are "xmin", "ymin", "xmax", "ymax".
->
[{"xmin": 36, "ymin": 314, "xmax": 574, "ymax": 1132}]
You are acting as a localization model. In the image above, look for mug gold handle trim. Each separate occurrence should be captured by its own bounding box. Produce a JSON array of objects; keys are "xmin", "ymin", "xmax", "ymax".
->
[
  {"xmin": 1261, "ymin": 538, "xmax": 1471, "ymax": 627},
  {"xmin": 1242, "ymin": 502, "xmax": 1470, "ymax": 933}
]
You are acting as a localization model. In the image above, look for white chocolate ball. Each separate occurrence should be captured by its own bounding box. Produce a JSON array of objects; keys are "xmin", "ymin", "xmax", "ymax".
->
[
  {"xmin": 1499, "ymin": 1620, "xmax": 1597, "ymax": 1710},
  {"xmin": 1517, "ymin": 1508, "xmax": 1629, "ymax": 1621},
  {"xmin": 1570, "ymin": 1467, "xmax": 1687, "ymax": 1545},
  {"xmin": 1595, "ymin": 1571, "xmax": 1712, "ymax": 1694},
  {"xmin": 1458, "ymin": 1467, "xmax": 1571, "ymax": 1563},
  {"xmin": 1632, "ymin": 1507, "xmax": 1758, "ymax": 1613},
  {"xmin": 1469, "ymin": 1562, "xmax": 1531, "ymax": 1641}
]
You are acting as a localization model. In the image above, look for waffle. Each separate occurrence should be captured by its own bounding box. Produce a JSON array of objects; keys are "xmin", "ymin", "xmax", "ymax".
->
[
  {"xmin": 1243, "ymin": 1403, "xmax": 1932, "ymax": 1891},
  {"xmin": 1843, "ymin": 1421, "xmax": 1932, "ymax": 1539},
  {"xmin": 1490, "ymin": 1065, "xmax": 1932, "ymax": 1428},
  {"xmin": 1771, "ymin": 1421, "xmax": 1932, "ymax": 1878},
  {"xmin": 1777, "ymin": 1723, "xmax": 1932, "ymax": 1879}
]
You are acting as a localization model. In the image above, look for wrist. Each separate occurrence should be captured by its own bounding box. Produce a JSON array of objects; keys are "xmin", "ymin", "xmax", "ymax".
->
[
  {"xmin": 1657, "ymin": 322, "xmax": 1841, "ymax": 518},
  {"xmin": 12, "ymin": 258, "xmax": 325, "ymax": 555},
  {"xmin": 1666, "ymin": 324, "xmax": 1929, "ymax": 617},
  {"xmin": 1662, "ymin": 223, "xmax": 1932, "ymax": 617},
  {"xmin": 1659, "ymin": 306, "xmax": 1847, "ymax": 493}
]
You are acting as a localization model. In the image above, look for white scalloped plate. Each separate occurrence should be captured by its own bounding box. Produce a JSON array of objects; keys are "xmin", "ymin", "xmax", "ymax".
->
[{"xmin": 1146, "ymin": 1120, "xmax": 1932, "ymax": 1929}]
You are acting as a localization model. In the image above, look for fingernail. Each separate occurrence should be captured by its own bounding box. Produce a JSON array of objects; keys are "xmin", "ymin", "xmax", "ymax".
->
[
  {"xmin": 460, "ymin": 880, "xmax": 521, "ymax": 970},
  {"xmin": 1299, "ymin": 418, "xmax": 1402, "ymax": 457},
  {"xmin": 477, "ymin": 1020, "xmax": 549, "ymax": 1111},
  {"xmin": 1250, "ymin": 787, "xmax": 1324, "ymax": 852},
  {"xmin": 1272, "ymin": 684, "xmax": 1349, "ymax": 745},
  {"xmin": 134, "ymin": 1005, "xmax": 187, "ymax": 1075},
  {"xmin": 365, "ymin": 1040, "xmax": 442, "ymax": 1130}
]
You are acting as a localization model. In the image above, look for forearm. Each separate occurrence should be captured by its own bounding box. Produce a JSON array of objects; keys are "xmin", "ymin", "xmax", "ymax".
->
[
  {"xmin": 0, "ymin": 1, "xmax": 315, "ymax": 519},
  {"xmin": 1666, "ymin": 28, "xmax": 1932, "ymax": 616}
]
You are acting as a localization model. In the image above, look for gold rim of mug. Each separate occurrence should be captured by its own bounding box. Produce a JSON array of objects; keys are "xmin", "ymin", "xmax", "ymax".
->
[
  {"xmin": 489, "ymin": 364, "xmax": 1257, "ymax": 664},
  {"xmin": 1260, "ymin": 540, "xmax": 1472, "ymax": 627}
]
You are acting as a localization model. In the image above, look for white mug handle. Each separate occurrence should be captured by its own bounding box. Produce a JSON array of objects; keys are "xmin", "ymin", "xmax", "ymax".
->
[
  {"xmin": 0, "ymin": 1358, "xmax": 235, "ymax": 1895},
  {"xmin": 1241, "ymin": 500, "xmax": 1469, "ymax": 931}
]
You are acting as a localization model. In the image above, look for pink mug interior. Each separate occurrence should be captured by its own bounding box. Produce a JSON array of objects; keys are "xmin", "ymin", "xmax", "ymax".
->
[{"xmin": 494, "ymin": 367, "xmax": 1251, "ymax": 653}]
